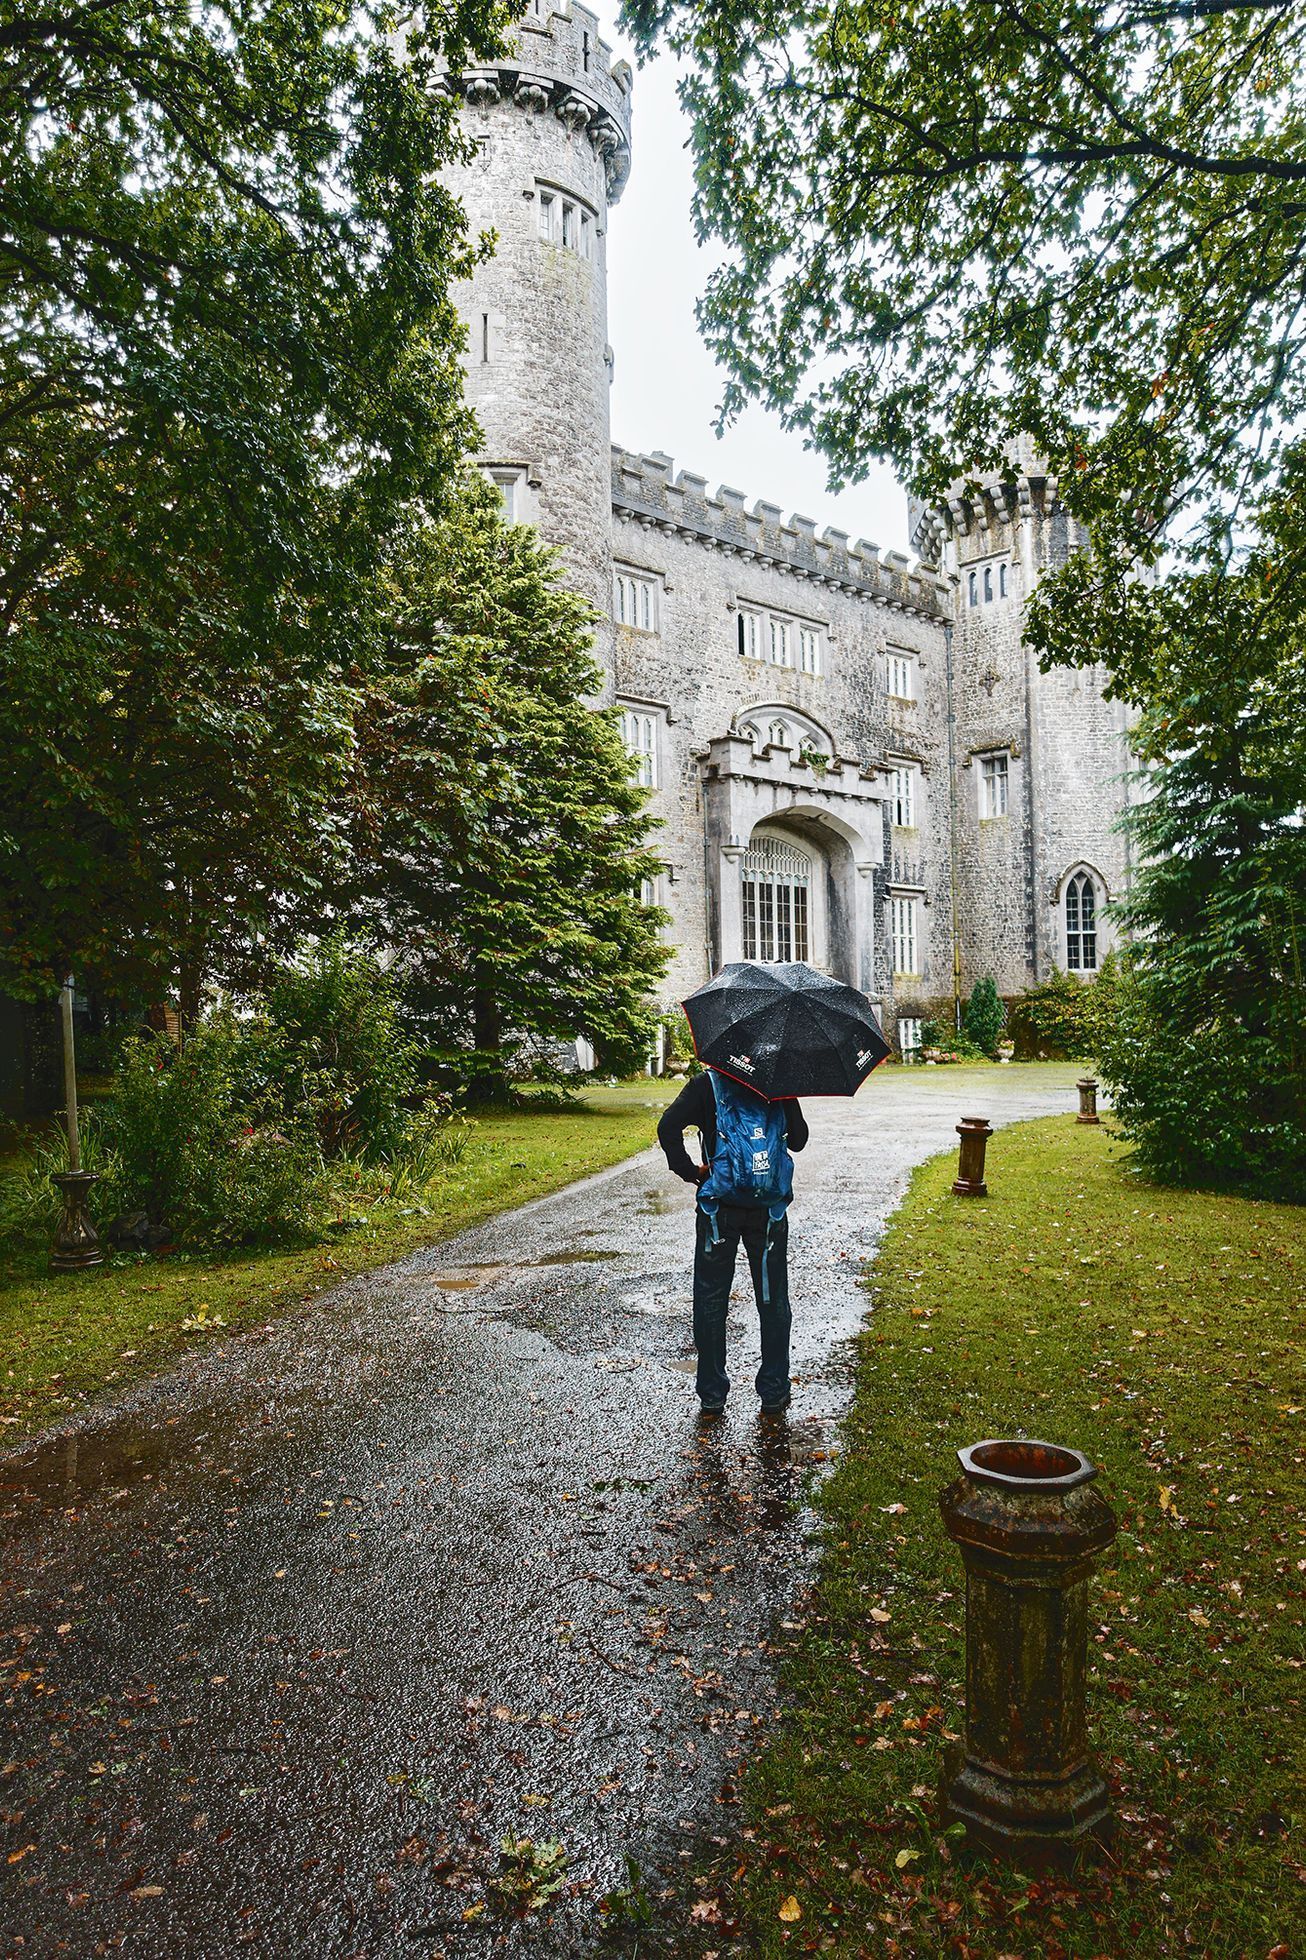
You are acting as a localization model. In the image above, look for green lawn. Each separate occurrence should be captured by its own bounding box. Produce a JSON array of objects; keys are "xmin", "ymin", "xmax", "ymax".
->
[
  {"xmin": 0, "ymin": 1078, "xmax": 677, "ymax": 1440},
  {"xmin": 703, "ymin": 1116, "xmax": 1304, "ymax": 1960}
]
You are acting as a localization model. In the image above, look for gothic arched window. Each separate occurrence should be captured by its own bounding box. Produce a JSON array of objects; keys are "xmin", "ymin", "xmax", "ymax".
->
[
  {"xmin": 968, "ymin": 571, "xmax": 978, "ymax": 606},
  {"xmin": 1065, "ymin": 872, "xmax": 1098, "ymax": 971},
  {"xmin": 742, "ymin": 834, "xmax": 811, "ymax": 964}
]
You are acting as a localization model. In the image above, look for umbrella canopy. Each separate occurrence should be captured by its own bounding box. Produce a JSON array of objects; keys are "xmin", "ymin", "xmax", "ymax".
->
[{"xmin": 682, "ymin": 961, "xmax": 889, "ymax": 1100}]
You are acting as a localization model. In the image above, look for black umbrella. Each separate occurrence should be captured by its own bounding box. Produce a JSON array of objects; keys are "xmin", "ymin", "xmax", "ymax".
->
[{"xmin": 682, "ymin": 961, "xmax": 889, "ymax": 1100}]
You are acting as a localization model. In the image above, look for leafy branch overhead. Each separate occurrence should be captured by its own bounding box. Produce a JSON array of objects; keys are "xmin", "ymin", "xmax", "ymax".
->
[
  {"xmin": 620, "ymin": 0, "xmax": 1306, "ymax": 558},
  {"xmin": 0, "ymin": 0, "xmax": 517, "ymax": 998}
]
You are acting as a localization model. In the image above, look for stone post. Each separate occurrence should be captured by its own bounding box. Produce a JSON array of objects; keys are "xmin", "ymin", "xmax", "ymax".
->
[
  {"xmin": 938, "ymin": 1439, "xmax": 1117, "ymax": 1865},
  {"xmin": 51, "ymin": 1171, "xmax": 105, "ymax": 1273},
  {"xmin": 1076, "ymin": 1077, "xmax": 1101, "ymax": 1124},
  {"xmin": 952, "ymin": 1116, "xmax": 992, "ymax": 1195}
]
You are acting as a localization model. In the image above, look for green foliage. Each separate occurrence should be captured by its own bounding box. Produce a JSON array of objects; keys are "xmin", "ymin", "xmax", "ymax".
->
[
  {"xmin": 1096, "ymin": 700, "xmax": 1305, "ymax": 1198},
  {"xmin": 961, "ymin": 977, "xmax": 1004, "ymax": 1059},
  {"xmin": 255, "ymin": 937, "xmax": 420, "ymax": 1165},
  {"xmin": 0, "ymin": 0, "xmax": 513, "ymax": 1004},
  {"xmin": 93, "ymin": 1025, "xmax": 325, "ymax": 1248},
  {"xmin": 352, "ymin": 477, "xmax": 669, "ymax": 1098},
  {"xmin": 1007, "ymin": 959, "xmax": 1120, "ymax": 1061},
  {"xmin": 621, "ymin": 0, "xmax": 1305, "ymax": 565},
  {"xmin": 917, "ymin": 1017, "xmax": 987, "ymax": 1064}
]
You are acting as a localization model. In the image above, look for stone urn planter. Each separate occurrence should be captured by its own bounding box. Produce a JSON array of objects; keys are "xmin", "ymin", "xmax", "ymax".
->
[
  {"xmin": 938, "ymin": 1438, "xmax": 1117, "ymax": 1865},
  {"xmin": 1076, "ymin": 1077, "xmax": 1101, "ymax": 1124},
  {"xmin": 50, "ymin": 1170, "xmax": 105, "ymax": 1273}
]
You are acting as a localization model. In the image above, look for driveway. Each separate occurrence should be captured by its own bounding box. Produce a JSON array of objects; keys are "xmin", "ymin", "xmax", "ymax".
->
[{"xmin": 1, "ymin": 1066, "xmax": 1077, "ymax": 1956}]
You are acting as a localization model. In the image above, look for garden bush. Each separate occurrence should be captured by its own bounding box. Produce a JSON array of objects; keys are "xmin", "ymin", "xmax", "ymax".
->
[
  {"xmin": 255, "ymin": 936, "xmax": 420, "ymax": 1163},
  {"xmin": 1006, "ymin": 957, "xmax": 1120, "ymax": 1059},
  {"xmin": 95, "ymin": 1022, "xmax": 325, "ymax": 1247},
  {"xmin": 961, "ymin": 976, "xmax": 1004, "ymax": 1058},
  {"xmin": 1099, "ymin": 956, "xmax": 1306, "ymax": 1203}
]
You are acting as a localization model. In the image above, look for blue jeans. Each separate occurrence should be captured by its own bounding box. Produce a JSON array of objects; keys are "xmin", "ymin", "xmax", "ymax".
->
[{"xmin": 692, "ymin": 1203, "xmax": 791, "ymax": 1407}]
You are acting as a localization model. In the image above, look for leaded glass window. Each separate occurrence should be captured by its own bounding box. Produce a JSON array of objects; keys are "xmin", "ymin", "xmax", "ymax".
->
[
  {"xmin": 1065, "ymin": 872, "xmax": 1098, "ymax": 971},
  {"xmin": 742, "ymin": 835, "xmax": 811, "ymax": 964}
]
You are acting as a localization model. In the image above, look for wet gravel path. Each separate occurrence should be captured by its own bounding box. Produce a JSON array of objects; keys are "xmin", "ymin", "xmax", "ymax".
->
[{"xmin": 2, "ymin": 1068, "xmax": 1076, "ymax": 1957}]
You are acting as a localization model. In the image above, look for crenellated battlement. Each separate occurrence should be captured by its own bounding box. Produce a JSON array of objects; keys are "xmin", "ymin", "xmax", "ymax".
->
[
  {"xmin": 612, "ymin": 447, "xmax": 948, "ymax": 620},
  {"xmin": 908, "ymin": 448, "xmax": 1069, "ymax": 565},
  {"xmin": 440, "ymin": 1, "xmax": 633, "ymax": 200}
]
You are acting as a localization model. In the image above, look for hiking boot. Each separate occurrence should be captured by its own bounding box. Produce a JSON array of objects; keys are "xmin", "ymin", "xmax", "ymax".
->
[{"xmin": 698, "ymin": 1400, "xmax": 727, "ymax": 1417}]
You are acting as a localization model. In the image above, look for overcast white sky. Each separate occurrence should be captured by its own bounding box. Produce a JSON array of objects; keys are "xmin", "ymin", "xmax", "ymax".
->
[{"xmin": 602, "ymin": 23, "xmax": 910, "ymax": 554}]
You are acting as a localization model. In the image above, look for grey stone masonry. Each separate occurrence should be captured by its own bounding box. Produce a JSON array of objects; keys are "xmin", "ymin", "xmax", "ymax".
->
[
  {"xmin": 432, "ymin": 8, "xmax": 1135, "ymax": 1058},
  {"xmin": 612, "ymin": 449, "xmax": 950, "ymax": 624}
]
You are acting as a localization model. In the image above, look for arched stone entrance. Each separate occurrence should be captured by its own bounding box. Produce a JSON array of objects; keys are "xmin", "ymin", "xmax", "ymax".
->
[{"xmin": 701, "ymin": 730, "xmax": 885, "ymax": 994}]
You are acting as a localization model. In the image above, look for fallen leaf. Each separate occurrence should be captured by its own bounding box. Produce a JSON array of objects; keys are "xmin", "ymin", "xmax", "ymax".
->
[
  {"xmin": 894, "ymin": 1849, "xmax": 921, "ymax": 1870},
  {"xmin": 870, "ymin": 1607, "xmax": 892, "ymax": 1624},
  {"xmin": 1158, "ymin": 1486, "xmax": 1175, "ymax": 1515},
  {"xmin": 778, "ymin": 1895, "xmax": 802, "ymax": 1923},
  {"xmin": 131, "ymin": 1885, "xmax": 164, "ymax": 1899}
]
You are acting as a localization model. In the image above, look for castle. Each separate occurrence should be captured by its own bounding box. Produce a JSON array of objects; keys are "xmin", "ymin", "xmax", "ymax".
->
[{"xmin": 437, "ymin": 1, "xmax": 1134, "ymax": 1056}]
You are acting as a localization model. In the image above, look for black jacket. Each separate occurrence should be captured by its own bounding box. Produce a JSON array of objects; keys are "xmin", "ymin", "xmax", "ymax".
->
[{"xmin": 656, "ymin": 1072, "xmax": 809, "ymax": 1185}]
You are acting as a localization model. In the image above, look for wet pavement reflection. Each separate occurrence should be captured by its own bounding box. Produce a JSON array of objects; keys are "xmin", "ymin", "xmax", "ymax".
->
[{"xmin": 1, "ymin": 1069, "xmax": 1076, "ymax": 1955}]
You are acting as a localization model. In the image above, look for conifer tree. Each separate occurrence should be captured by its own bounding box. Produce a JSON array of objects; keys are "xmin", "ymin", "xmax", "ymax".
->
[{"xmin": 352, "ymin": 478, "xmax": 668, "ymax": 1095}]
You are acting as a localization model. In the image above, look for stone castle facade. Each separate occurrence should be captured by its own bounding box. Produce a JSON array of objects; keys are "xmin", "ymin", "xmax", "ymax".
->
[{"xmin": 437, "ymin": 2, "xmax": 1133, "ymax": 1053}]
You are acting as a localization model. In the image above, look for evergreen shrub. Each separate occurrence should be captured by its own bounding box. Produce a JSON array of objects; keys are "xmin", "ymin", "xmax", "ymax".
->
[{"xmin": 962, "ymin": 977, "xmax": 1005, "ymax": 1058}]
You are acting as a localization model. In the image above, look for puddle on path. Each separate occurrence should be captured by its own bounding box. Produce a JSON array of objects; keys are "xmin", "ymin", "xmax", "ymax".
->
[
  {"xmin": 532, "ymin": 1247, "xmax": 623, "ymax": 1266},
  {"xmin": 426, "ymin": 1263, "xmax": 510, "ymax": 1292}
]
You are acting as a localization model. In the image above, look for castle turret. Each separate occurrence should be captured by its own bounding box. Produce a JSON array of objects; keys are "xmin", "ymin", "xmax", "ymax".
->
[
  {"xmin": 912, "ymin": 461, "xmax": 1133, "ymax": 1000},
  {"xmin": 437, "ymin": 3, "xmax": 632, "ymax": 644}
]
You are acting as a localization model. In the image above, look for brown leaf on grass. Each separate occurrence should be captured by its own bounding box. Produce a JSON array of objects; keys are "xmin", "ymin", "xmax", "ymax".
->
[{"xmin": 778, "ymin": 1895, "xmax": 802, "ymax": 1922}]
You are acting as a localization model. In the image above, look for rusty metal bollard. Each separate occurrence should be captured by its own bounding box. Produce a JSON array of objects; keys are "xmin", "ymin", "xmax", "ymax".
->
[
  {"xmin": 939, "ymin": 1439, "xmax": 1117, "ymax": 1865},
  {"xmin": 1076, "ymin": 1077, "xmax": 1101, "ymax": 1124},
  {"xmin": 952, "ymin": 1116, "xmax": 992, "ymax": 1195}
]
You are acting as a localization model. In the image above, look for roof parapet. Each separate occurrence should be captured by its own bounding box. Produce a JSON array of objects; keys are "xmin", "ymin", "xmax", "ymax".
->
[{"xmin": 612, "ymin": 447, "xmax": 948, "ymax": 618}]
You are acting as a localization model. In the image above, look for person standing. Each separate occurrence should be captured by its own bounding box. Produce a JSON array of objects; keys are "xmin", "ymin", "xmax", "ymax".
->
[{"xmin": 657, "ymin": 1069, "xmax": 809, "ymax": 1416}]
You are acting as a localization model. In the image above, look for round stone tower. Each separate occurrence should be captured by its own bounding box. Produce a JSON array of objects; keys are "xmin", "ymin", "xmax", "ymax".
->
[{"xmin": 437, "ymin": 3, "xmax": 632, "ymax": 649}]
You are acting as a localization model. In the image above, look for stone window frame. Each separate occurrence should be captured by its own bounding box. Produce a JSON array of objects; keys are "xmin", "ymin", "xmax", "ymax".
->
[
  {"xmin": 978, "ymin": 750, "xmax": 1010, "ymax": 819},
  {"xmin": 887, "ymin": 757, "xmax": 921, "ymax": 830},
  {"xmin": 1063, "ymin": 868, "xmax": 1099, "ymax": 972},
  {"xmin": 1053, "ymin": 861, "xmax": 1110, "ymax": 974},
  {"xmin": 735, "ymin": 704, "xmax": 833, "ymax": 763},
  {"xmin": 613, "ymin": 564, "xmax": 660, "ymax": 633},
  {"xmin": 483, "ymin": 464, "xmax": 535, "ymax": 525},
  {"xmin": 890, "ymin": 894, "xmax": 919, "ymax": 975},
  {"xmin": 618, "ymin": 702, "xmax": 662, "ymax": 790},
  {"xmin": 536, "ymin": 180, "xmax": 597, "ymax": 258},
  {"xmin": 886, "ymin": 647, "xmax": 916, "ymax": 701},
  {"xmin": 735, "ymin": 598, "xmax": 827, "ymax": 675},
  {"xmin": 966, "ymin": 556, "xmax": 1013, "ymax": 607}
]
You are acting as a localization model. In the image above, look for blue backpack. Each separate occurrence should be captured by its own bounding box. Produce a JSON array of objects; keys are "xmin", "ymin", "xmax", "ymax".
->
[{"xmin": 699, "ymin": 1068, "xmax": 793, "ymax": 1227}]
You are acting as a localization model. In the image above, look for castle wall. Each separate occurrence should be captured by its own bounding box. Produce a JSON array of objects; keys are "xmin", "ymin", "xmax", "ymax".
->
[
  {"xmin": 608, "ymin": 451, "xmax": 952, "ymax": 1023},
  {"xmin": 433, "ymin": 13, "xmax": 1136, "ymax": 1058},
  {"xmin": 935, "ymin": 478, "xmax": 1134, "ymax": 999}
]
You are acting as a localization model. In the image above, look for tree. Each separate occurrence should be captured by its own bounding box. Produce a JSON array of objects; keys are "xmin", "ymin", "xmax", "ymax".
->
[
  {"xmin": 962, "ymin": 978, "xmax": 1004, "ymax": 1060},
  {"xmin": 0, "ymin": 0, "xmax": 513, "ymax": 1009},
  {"xmin": 621, "ymin": 0, "xmax": 1306, "ymax": 561},
  {"xmin": 1089, "ymin": 527, "xmax": 1306, "ymax": 1196},
  {"xmin": 350, "ymin": 476, "xmax": 669, "ymax": 1096}
]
